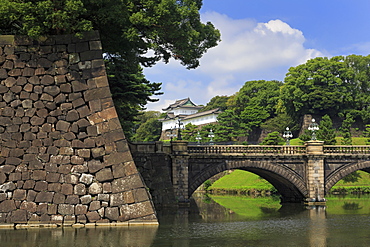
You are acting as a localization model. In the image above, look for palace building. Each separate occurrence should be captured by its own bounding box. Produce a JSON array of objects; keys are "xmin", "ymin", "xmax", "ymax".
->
[{"xmin": 160, "ymin": 98, "xmax": 221, "ymax": 140}]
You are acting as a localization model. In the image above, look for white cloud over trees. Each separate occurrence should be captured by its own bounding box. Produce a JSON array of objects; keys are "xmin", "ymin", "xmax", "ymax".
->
[{"xmin": 145, "ymin": 12, "xmax": 324, "ymax": 111}]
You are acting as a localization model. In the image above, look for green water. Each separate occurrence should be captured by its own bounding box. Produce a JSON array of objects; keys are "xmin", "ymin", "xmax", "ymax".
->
[{"xmin": 2, "ymin": 194, "xmax": 370, "ymax": 246}]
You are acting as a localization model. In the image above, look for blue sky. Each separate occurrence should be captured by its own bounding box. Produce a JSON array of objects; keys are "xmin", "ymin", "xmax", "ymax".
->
[{"xmin": 144, "ymin": 0, "xmax": 370, "ymax": 111}]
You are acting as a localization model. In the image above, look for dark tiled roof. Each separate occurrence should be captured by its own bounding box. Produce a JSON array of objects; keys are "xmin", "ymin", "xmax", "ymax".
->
[{"xmin": 162, "ymin": 97, "xmax": 202, "ymax": 111}]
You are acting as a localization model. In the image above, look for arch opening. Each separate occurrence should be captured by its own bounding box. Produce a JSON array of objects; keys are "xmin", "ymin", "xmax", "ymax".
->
[{"xmin": 188, "ymin": 159, "xmax": 307, "ymax": 203}]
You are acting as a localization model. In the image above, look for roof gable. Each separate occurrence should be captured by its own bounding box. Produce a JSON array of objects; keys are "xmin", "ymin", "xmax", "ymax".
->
[{"xmin": 162, "ymin": 97, "xmax": 200, "ymax": 111}]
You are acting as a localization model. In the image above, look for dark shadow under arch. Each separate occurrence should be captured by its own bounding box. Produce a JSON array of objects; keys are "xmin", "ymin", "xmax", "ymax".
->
[{"xmin": 188, "ymin": 159, "xmax": 307, "ymax": 203}]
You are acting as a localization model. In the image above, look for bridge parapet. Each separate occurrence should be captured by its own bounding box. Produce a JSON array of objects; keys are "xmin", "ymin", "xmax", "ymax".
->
[
  {"xmin": 188, "ymin": 145, "xmax": 306, "ymax": 155},
  {"xmin": 324, "ymin": 145, "xmax": 370, "ymax": 155}
]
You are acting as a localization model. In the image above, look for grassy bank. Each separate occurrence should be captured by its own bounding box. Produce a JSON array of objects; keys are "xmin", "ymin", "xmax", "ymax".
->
[{"xmin": 208, "ymin": 169, "xmax": 370, "ymax": 195}]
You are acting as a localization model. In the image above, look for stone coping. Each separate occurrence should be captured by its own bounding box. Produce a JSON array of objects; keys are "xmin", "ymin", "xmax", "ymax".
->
[{"xmin": 0, "ymin": 220, "xmax": 158, "ymax": 229}]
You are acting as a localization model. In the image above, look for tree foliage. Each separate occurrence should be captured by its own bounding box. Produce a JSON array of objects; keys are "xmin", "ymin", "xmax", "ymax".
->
[
  {"xmin": 260, "ymin": 131, "xmax": 285, "ymax": 145},
  {"xmin": 199, "ymin": 95, "xmax": 230, "ymax": 112},
  {"xmin": 214, "ymin": 80, "xmax": 282, "ymax": 142},
  {"xmin": 280, "ymin": 57, "xmax": 356, "ymax": 120},
  {"xmin": 340, "ymin": 114, "xmax": 354, "ymax": 145},
  {"xmin": 317, "ymin": 115, "xmax": 336, "ymax": 145}
]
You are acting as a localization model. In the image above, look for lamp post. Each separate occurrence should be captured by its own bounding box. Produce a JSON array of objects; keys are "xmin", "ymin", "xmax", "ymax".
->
[
  {"xmin": 167, "ymin": 127, "xmax": 176, "ymax": 141},
  {"xmin": 283, "ymin": 127, "xmax": 293, "ymax": 145},
  {"xmin": 176, "ymin": 118, "xmax": 183, "ymax": 140},
  {"xmin": 308, "ymin": 118, "xmax": 319, "ymax": 141},
  {"xmin": 208, "ymin": 129, "xmax": 215, "ymax": 145},
  {"xmin": 195, "ymin": 131, "xmax": 202, "ymax": 145}
]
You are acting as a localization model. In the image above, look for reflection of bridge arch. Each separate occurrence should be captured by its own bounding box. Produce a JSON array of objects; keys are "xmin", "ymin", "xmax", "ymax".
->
[
  {"xmin": 189, "ymin": 159, "xmax": 308, "ymax": 203},
  {"xmin": 325, "ymin": 160, "xmax": 370, "ymax": 193}
]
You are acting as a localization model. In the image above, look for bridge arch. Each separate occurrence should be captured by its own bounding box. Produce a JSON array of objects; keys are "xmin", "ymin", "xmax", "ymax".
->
[
  {"xmin": 189, "ymin": 159, "xmax": 308, "ymax": 203},
  {"xmin": 325, "ymin": 160, "xmax": 370, "ymax": 193}
]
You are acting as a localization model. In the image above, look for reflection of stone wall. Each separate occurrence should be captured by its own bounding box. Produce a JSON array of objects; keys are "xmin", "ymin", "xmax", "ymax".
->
[{"xmin": 0, "ymin": 32, "xmax": 157, "ymax": 227}]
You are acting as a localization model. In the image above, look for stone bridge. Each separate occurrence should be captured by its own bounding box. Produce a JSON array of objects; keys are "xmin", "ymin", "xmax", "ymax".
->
[{"xmin": 130, "ymin": 141, "xmax": 370, "ymax": 205}]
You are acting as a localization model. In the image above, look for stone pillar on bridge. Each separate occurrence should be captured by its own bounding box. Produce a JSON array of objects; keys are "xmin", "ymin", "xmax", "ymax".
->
[
  {"xmin": 170, "ymin": 141, "xmax": 190, "ymax": 204},
  {"xmin": 305, "ymin": 141, "xmax": 326, "ymax": 203}
]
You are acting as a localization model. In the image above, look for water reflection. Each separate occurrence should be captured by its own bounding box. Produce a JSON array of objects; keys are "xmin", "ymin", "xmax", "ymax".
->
[
  {"xmin": 2, "ymin": 194, "xmax": 370, "ymax": 246},
  {"xmin": 0, "ymin": 226, "xmax": 158, "ymax": 247}
]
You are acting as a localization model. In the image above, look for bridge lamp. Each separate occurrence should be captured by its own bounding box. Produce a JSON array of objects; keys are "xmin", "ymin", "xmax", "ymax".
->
[
  {"xmin": 175, "ymin": 118, "xmax": 184, "ymax": 140},
  {"xmin": 283, "ymin": 127, "xmax": 293, "ymax": 145},
  {"xmin": 308, "ymin": 118, "xmax": 319, "ymax": 141},
  {"xmin": 208, "ymin": 129, "xmax": 215, "ymax": 145},
  {"xmin": 195, "ymin": 131, "xmax": 202, "ymax": 144},
  {"xmin": 167, "ymin": 127, "xmax": 176, "ymax": 141}
]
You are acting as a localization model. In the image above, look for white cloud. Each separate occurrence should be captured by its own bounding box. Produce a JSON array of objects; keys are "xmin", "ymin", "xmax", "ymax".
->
[
  {"xmin": 199, "ymin": 12, "xmax": 323, "ymax": 74},
  {"xmin": 145, "ymin": 12, "xmax": 324, "ymax": 111}
]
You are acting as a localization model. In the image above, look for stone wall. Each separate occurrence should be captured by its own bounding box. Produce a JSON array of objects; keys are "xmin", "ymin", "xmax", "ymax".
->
[
  {"xmin": 129, "ymin": 142, "xmax": 177, "ymax": 208},
  {"xmin": 0, "ymin": 32, "xmax": 157, "ymax": 227}
]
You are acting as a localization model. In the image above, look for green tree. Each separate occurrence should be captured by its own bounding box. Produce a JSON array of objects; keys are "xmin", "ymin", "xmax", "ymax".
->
[
  {"xmin": 182, "ymin": 123, "xmax": 199, "ymax": 142},
  {"xmin": 280, "ymin": 56, "xmax": 355, "ymax": 121},
  {"xmin": 260, "ymin": 113, "xmax": 296, "ymax": 133},
  {"xmin": 215, "ymin": 80, "xmax": 282, "ymax": 141},
  {"xmin": 260, "ymin": 131, "xmax": 285, "ymax": 145},
  {"xmin": 131, "ymin": 111, "xmax": 161, "ymax": 141},
  {"xmin": 132, "ymin": 118, "xmax": 162, "ymax": 142},
  {"xmin": 363, "ymin": 124, "xmax": 370, "ymax": 144},
  {"xmin": 343, "ymin": 55, "xmax": 370, "ymax": 122},
  {"xmin": 317, "ymin": 115, "xmax": 336, "ymax": 145},
  {"xmin": 341, "ymin": 114, "xmax": 354, "ymax": 145},
  {"xmin": 199, "ymin": 95, "xmax": 230, "ymax": 112}
]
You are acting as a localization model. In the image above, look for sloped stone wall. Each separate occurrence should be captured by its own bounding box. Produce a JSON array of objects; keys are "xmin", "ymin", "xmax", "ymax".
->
[{"xmin": 0, "ymin": 32, "xmax": 157, "ymax": 227}]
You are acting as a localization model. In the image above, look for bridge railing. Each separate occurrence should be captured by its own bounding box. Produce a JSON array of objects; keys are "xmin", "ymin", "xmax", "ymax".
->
[
  {"xmin": 323, "ymin": 145, "xmax": 370, "ymax": 154},
  {"xmin": 188, "ymin": 145, "xmax": 306, "ymax": 155}
]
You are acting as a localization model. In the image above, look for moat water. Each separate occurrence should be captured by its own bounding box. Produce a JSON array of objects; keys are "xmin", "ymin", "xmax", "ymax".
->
[{"xmin": 2, "ymin": 193, "xmax": 370, "ymax": 247}]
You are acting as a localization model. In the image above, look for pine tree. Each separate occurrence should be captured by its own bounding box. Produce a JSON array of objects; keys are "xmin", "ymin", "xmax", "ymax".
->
[
  {"xmin": 317, "ymin": 115, "xmax": 336, "ymax": 145},
  {"xmin": 260, "ymin": 131, "xmax": 285, "ymax": 145},
  {"xmin": 341, "ymin": 114, "xmax": 354, "ymax": 145}
]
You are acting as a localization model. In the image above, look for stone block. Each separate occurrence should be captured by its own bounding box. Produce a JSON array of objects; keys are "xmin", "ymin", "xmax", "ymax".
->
[
  {"xmin": 80, "ymin": 195, "xmax": 92, "ymax": 205},
  {"xmin": 56, "ymin": 120, "xmax": 71, "ymax": 132},
  {"xmin": 88, "ymin": 183, "xmax": 102, "ymax": 195},
  {"xmin": 110, "ymin": 193, "xmax": 124, "ymax": 207},
  {"xmin": 58, "ymin": 204, "xmax": 75, "ymax": 215},
  {"xmin": 61, "ymin": 184, "xmax": 73, "ymax": 195},
  {"xmin": 0, "ymin": 200, "xmax": 16, "ymax": 213},
  {"xmin": 32, "ymin": 170, "xmax": 46, "ymax": 181},
  {"xmin": 0, "ymin": 182, "xmax": 16, "ymax": 193},
  {"xmin": 13, "ymin": 189, "xmax": 26, "ymax": 200},
  {"xmin": 35, "ymin": 191, "xmax": 54, "ymax": 203},
  {"xmin": 10, "ymin": 209, "xmax": 27, "ymax": 223},
  {"xmin": 88, "ymin": 160, "xmax": 104, "ymax": 173},
  {"xmin": 75, "ymin": 204, "xmax": 88, "ymax": 215},
  {"xmin": 50, "ymin": 215, "xmax": 63, "ymax": 225},
  {"xmin": 26, "ymin": 190, "xmax": 37, "ymax": 201},
  {"xmin": 86, "ymin": 211, "xmax": 100, "ymax": 223},
  {"xmin": 105, "ymin": 207, "xmax": 119, "ymax": 221},
  {"xmin": 89, "ymin": 201, "xmax": 101, "ymax": 211},
  {"xmin": 96, "ymin": 168, "xmax": 113, "ymax": 182},
  {"xmin": 53, "ymin": 193, "xmax": 65, "ymax": 204},
  {"xmin": 111, "ymin": 174, "xmax": 143, "ymax": 193},
  {"xmin": 79, "ymin": 174, "xmax": 94, "ymax": 185},
  {"xmin": 48, "ymin": 204, "xmax": 58, "ymax": 215},
  {"xmin": 102, "ymin": 183, "xmax": 112, "ymax": 193},
  {"xmin": 23, "ymin": 180, "xmax": 35, "ymax": 190},
  {"xmin": 65, "ymin": 195, "xmax": 79, "ymax": 205},
  {"xmin": 74, "ymin": 184, "xmax": 86, "ymax": 195},
  {"xmin": 20, "ymin": 201, "xmax": 37, "ymax": 213},
  {"xmin": 46, "ymin": 173, "xmax": 60, "ymax": 183}
]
